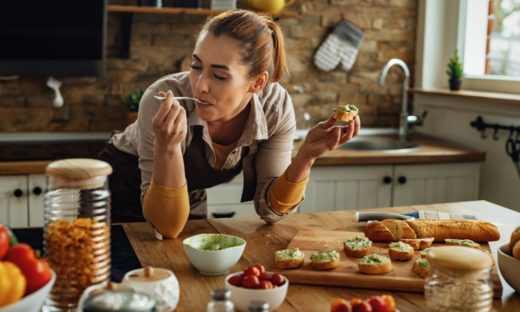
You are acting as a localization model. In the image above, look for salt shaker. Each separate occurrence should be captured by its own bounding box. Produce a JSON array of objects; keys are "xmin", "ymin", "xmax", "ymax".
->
[
  {"xmin": 44, "ymin": 159, "xmax": 112, "ymax": 312},
  {"xmin": 424, "ymin": 246, "xmax": 494, "ymax": 312},
  {"xmin": 207, "ymin": 289, "xmax": 234, "ymax": 312}
]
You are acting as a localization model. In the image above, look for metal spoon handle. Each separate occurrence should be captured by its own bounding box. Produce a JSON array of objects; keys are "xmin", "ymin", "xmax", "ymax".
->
[{"xmin": 153, "ymin": 95, "xmax": 206, "ymax": 104}]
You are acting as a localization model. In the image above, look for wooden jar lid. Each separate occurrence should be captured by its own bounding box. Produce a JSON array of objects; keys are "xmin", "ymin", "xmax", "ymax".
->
[
  {"xmin": 427, "ymin": 246, "xmax": 493, "ymax": 273},
  {"xmin": 46, "ymin": 158, "xmax": 112, "ymax": 189}
]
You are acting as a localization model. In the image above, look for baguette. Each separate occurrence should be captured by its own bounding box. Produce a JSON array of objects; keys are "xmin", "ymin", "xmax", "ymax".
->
[
  {"xmin": 358, "ymin": 254, "xmax": 392, "ymax": 275},
  {"xmin": 344, "ymin": 236, "xmax": 372, "ymax": 258},
  {"xmin": 310, "ymin": 250, "xmax": 340, "ymax": 271},
  {"xmin": 412, "ymin": 258, "xmax": 429, "ymax": 278},
  {"xmin": 513, "ymin": 240, "xmax": 520, "ymax": 259},
  {"xmin": 444, "ymin": 238, "xmax": 481, "ymax": 249},
  {"xmin": 274, "ymin": 248, "xmax": 305, "ymax": 270},
  {"xmin": 388, "ymin": 242, "xmax": 414, "ymax": 261},
  {"xmin": 405, "ymin": 219, "xmax": 500, "ymax": 242},
  {"xmin": 364, "ymin": 219, "xmax": 416, "ymax": 242},
  {"xmin": 400, "ymin": 237, "xmax": 434, "ymax": 250},
  {"xmin": 510, "ymin": 226, "xmax": 520, "ymax": 252}
]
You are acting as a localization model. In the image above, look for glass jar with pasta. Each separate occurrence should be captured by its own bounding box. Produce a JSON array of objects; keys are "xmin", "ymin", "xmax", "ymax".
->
[{"xmin": 43, "ymin": 159, "xmax": 112, "ymax": 312}]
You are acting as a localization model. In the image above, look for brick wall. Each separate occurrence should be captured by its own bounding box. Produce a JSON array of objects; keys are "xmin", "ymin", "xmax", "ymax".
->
[{"xmin": 0, "ymin": 0, "xmax": 417, "ymax": 132}]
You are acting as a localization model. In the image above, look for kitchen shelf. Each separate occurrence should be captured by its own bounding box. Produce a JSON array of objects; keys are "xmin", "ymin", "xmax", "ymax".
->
[
  {"xmin": 108, "ymin": 5, "xmax": 298, "ymax": 58},
  {"xmin": 107, "ymin": 5, "xmax": 299, "ymax": 18}
]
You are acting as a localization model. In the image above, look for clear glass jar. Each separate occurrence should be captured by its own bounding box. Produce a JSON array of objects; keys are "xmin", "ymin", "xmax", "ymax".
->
[
  {"xmin": 43, "ymin": 159, "xmax": 112, "ymax": 312},
  {"xmin": 207, "ymin": 289, "xmax": 234, "ymax": 312},
  {"xmin": 248, "ymin": 301, "xmax": 270, "ymax": 312},
  {"xmin": 424, "ymin": 246, "xmax": 494, "ymax": 312}
]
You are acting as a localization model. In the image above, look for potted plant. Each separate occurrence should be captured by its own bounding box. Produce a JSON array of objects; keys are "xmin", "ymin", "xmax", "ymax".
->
[
  {"xmin": 446, "ymin": 49, "xmax": 464, "ymax": 91},
  {"xmin": 126, "ymin": 88, "xmax": 144, "ymax": 125}
]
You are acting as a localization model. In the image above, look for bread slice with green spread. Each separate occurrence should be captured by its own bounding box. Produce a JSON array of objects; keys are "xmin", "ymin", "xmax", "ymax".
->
[
  {"xmin": 388, "ymin": 241, "xmax": 414, "ymax": 261},
  {"xmin": 274, "ymin": 248, "xmax": 305, "ymax": 269},
  {"xmin": 344, "ymin": 236, "xmax": 372, "ymax": 258},
  {"xmin": 412, "ymin": 258, "xmax": 429, "ymax": 278},
  {"xmin": 400, "ymin": 237, "xmax": 434, "ymax": 250},
  {"xmin": 444, "ymin": 238, "xmax": 481, "ymax": 249},
  {"xmin": 358, "ymin": 254, "xmax": 392, "ymax": 275},
  {"xmin": 310, "ymin": 250, "xmax": 340, "ymax": 271},
  {"xmin": 333, "ymin": 104, "xmax": 358, "ymax": 122}
]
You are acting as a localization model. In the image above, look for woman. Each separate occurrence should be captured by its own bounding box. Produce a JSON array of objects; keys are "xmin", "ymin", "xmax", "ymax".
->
[{"xmin": 100, "ymin": 9, "xmax": 361, "ymax": 238}]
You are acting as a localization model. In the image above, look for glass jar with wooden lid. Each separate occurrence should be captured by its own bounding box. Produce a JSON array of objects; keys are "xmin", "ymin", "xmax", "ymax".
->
[
  {"xmin": 43, "ymin": 158, "xmax": 112, "ymax": 312},
  {"xmin": 424, "ymin": 246, "xmax": 494, "ymax": 312}
]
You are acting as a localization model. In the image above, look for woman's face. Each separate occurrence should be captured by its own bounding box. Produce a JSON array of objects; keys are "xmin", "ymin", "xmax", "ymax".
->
[{"xmin": 189, "ymin": 31, "xmax": 258, "ymax": 123}]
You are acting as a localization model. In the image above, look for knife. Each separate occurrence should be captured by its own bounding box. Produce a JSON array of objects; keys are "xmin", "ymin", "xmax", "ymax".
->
[
  {"xmin": 355, "ymin": 212, "xmax": 414, "ymax": 222},
  {"xmin": 355, "ymin": 211, "xmax": 477, "ymax": 222}
]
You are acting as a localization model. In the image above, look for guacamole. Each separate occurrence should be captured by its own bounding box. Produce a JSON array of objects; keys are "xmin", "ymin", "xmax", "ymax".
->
[
  {"xmin": 334, "ymin": 104, "xmax": 359, "ymax": 113},
  {"xmin": 196, "ymin": 234, "xmax": 243, "ymax": 251},
  {"xmin": 310, "ymin": 250, "xmax": 340, "ymax": 263},
  {"xmin": 275, "ymin": 248, "xmax": 304, "ymax": 260},
  {"xmin": 359, "ymin": 254, "xmax": 390, "ymax": 265},
  {"xmin": 344, "ymin": 236, "xmax": 372, "ymax": 250},
  {"xmin": 389, "ymin": 242, "xmax": 413, "ymax": 251}
]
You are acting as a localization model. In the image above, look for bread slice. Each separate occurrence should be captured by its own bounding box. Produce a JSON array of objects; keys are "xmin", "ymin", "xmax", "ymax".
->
[
  {"xmin": 333, "ymin": 104, "xmax": 358, "ymax": 122},
  {"xmin": 274, "ymin": 248, "xmax": 305, "ymax": 270},
  {"xmin": 400, "ymin": 237, "xmax": 434, "ymax": 250},
  {"xmin": 344, "ymin": 236, "xmax": 372, "ymax": 258},
  {"xmin": 381, "ymin": 219, "xmax": 417, "ymax": 240},
  {"xmin": 412, "ymin": 258, "xmax": 429, "ymax": 278},
  {"xmin": 358, "ymin": 254, "xmax": 392, "ymax": 275},
  {"xmin": 420, "ymin": 247, "xmax": 434, "ymax": 258},
  {"xmin": 444, "ymin": 238, "xmax": 481, "ymax": 249},
  {"xmin": 405, "ymin": 220, "xmax": 500, "ymax": 242},
  {"xmin": 310, "ymin": 250, "xmax": 340, "ymax": 271},
  {"xmin": 510, "ymin": 226, "xmax": 520, "ymax": 252},
  {"xmin": 364, "ymin": 221, "xmax": 395, "ymax": 242},
  {"xmin": 388, "ymin": 242, "xmax": 414, "ymax": 261}
]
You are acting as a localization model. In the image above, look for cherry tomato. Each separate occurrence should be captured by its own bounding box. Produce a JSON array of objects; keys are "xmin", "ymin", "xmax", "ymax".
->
[
  {"xmin": 0, "ymin": 225, "xmax": 8, "ymax": 260},
  {"xmin": 330, "ymin": 298, "xmax": 352, "ymax": 312},
  {"xmin": 228, "ymin": 273, "xmax": 243, "ymax": 287},
  {"xmin": 368, "ymin": 296, "xmax": 389, "ymax": 312},
  {"xmin": 270, "ymin": 272, "xmax": 285, "ymax": 286},
  {"xmin": 254, "ymin": 263, "xmax": 266, "ymax": 275},
  {"xmin": 245, "ymin": 265, "xmax": 261, "ymax": 277},
  {"xmin": 242, "ymin": 275, "xmax": 260, "ymax": 289},
  {"xmin": 259, "ymin": 272, "xmax": 272, "ymax": 281},
  {"xmin": 258, "ymin": 280, "xmax": 273, "ymax": 289},
  {"xmin": 380, "ymin": 295, "xmax": 396, "ymax": 312},
  {"xmin": 5, "ymin": 243, "xmax": 52, "ymax": 295},
  {"xmin": 352, "ymin": 301, "xmax": 373, "ymax": 312}
]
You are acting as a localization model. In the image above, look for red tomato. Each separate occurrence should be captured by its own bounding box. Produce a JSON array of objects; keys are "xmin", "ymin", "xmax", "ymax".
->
[
  {"xmin": 259, "ymin": 272, "xmax": 272, "ymax": 281},
  {"xmin": 242, "ymin": 275, "xmax": 260, "ymax": 289},
  {"xmin": 245, "ymin": 265, "xmax": 261, "ymax": 277},
  {"xmin": 5, "ymin": 243, "xmax": 52, "ymax": 295},
  {"xmin": 0, "ymin": 225, "xmax": 9, "ymax": 260},
  {"xmin": 380, "ymin": 295, "xmax": 396, "ymax": 312},
  {"xmin": 368, "ymin": 296, "xmax": 389, "ymax": 312},
  {"xmin": 228, "ymin": 274, "xmax": 243, "ymax": 287},
  {"xmin": 330, "ymin": 298, "xmax": 352, "ymax": 312},
  {"xmin": 270, "ymin": 272, "xmax": 285, "ymax": 286},
  {"xmin": 352, "ymin": 301, "xmax": 373, "ymax": 312},
  {"xmin": 258, "ymin": 280, "xmax": 273, "ymax": 289},
  {"xmin": 254, "ymin": 263, "xmax": 266, "ymax": 275}
]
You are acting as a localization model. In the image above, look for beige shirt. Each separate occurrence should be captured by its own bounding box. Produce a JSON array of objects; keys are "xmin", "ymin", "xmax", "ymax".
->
[{"xmin": 110, "ymin": 72, "xmax": 298, "ymax": 223}]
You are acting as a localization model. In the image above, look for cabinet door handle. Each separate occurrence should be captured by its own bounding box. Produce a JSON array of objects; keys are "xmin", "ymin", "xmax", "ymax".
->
[
  {"xmin": 398, "ymin": 176, "xmax": 407, "ymax": 184},
  {"xmin": 382, "ymin": 176, "xmax": 392, "ymax": 184},
  {"xmin": 13, "ymin": 188, "xmax": 24, "ymax": 198},
  {"xmin": 211, "ymin": 212, "xmax": 236, "ymax": 218},
  {"xmin": 32, "ymin": 186, "xmax": 43, "ymax": 195}
]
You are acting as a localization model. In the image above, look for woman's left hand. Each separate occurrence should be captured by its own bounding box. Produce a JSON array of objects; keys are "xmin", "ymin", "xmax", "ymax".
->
[{"xmin": 298, "ymin": 115, "xmax": 361, "ymax": 162}]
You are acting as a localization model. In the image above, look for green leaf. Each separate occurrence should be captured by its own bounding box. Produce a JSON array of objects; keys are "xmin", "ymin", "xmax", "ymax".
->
[{"xmin": 446, "ymin": 49, "xmax": 464, "ymax": 80}]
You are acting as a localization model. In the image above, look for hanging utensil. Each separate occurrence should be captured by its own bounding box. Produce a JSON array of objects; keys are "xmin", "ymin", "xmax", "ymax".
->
[{"xmin": 505, "ymin": 134, "xmax": 520, "ymax": 177}]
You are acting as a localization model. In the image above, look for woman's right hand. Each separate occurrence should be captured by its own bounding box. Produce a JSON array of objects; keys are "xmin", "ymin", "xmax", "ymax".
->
[{"xmin": 151, "ymin": 90, "xmax": 187, "ymax": 151}]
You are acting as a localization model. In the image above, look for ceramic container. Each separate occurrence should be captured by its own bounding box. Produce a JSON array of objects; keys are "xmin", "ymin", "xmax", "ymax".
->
[
  {"xmin": 0, "ymin": 270, "xmax": 56, "ymax": 312},
  {"xmin": 498, "ymin": 243, "xmax": 520, "ymax": 292}
]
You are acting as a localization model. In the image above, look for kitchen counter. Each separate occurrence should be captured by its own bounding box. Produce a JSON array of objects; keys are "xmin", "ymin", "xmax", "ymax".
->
[
  {"xmin": 122, "ymin": 200, "xmax": 520, "ymax": 311},
  {"xmin": 0, "ymin": 132, "xmax": 485, "ymax": 175}
]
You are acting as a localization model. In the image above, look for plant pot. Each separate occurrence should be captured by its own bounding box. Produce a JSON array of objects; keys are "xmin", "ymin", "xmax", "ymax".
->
[{"xmin": 449, "ymin": 79, "xmax": 462, "ymax": 91}]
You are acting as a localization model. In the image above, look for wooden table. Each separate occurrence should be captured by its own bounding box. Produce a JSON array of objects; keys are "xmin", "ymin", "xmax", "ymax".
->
[{"xmin": 123, "ymin": 201, "xmax": 520, "ymax": 311}]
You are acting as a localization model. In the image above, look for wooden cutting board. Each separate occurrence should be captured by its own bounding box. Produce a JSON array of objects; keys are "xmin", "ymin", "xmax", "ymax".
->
[{"xmin": 278, "ymin": 230, "xmax": 502, "ymax": 297}]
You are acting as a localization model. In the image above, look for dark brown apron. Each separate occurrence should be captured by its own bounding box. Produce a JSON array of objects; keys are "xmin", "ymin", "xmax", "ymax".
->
[{"xmin": 98, "ymin": 126, "xmax": 245, "ymax": 223}]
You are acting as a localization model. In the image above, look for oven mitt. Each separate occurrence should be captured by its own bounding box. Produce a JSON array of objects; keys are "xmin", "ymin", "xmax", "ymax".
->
[{"xmin": 313, "ymin": 19, "xmax": 364, "ymax": 72}]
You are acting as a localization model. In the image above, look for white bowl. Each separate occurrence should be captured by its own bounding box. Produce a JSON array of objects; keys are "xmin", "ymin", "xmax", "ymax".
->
[
  {"xmin": 225, "ymin": 271, "xmax": 288, "ymax": 311},
  {"xmin": 498, "ymin": 243, "xmax": 520, "ymax": 292},
  {"xmin": 183, "ymin": 233, "xmax": 246, "ymax": 275},
  {"xmin": 0, "ymin": 270, "xmax": 56, "ymax": 312}
]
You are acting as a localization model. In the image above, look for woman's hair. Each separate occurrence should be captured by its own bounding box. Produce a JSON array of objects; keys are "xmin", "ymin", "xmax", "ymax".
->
[{"xmin": 201, "ymin": 9, "xmax": 288, "ymax": 82}]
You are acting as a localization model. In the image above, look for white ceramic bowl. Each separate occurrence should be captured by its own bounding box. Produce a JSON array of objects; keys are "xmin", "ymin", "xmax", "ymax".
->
[
  {"xmin": 183, "ymin": 233, "xmax": 246, "ymax": 275},
  {"xmin": 0, "ymin": 270, "xmax": 56, "ymax": 312},
  {"xmin": 225, "ymin": 271, "xmax": 288, "ymax": 311},
  {"xmin": 498, "ymin": 243, "xmax": 520, "ymax": 292}
]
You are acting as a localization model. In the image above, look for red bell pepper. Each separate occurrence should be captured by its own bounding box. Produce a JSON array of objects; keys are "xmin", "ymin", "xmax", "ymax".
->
[
  {"xmin": 0, "ymin": 224, "xmax": 9, "ymax": 260},
  {"xmin": 5, "ymin": 243, "xmax": 52, "ymax": 295}
]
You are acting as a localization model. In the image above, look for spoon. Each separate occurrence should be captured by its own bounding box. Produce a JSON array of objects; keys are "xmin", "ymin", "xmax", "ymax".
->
[{"xmin": 153, "ymin": 95, "xmax": 208, "ymax": 104}]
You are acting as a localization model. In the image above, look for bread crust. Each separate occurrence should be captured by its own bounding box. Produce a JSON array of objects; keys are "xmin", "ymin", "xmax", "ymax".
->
[
  {"xmin": 381, "ymin": 219, "xmax": 417, "ymax": 240},
  {"xmin": 513, "ymin": 240, "xmax": 520, "ymax": 259},
  {"xmin": 400, "ymin": 237, "xmax": 434, "ymax": 250},
  {"xmin": 274, "ymin": 257, "xmax": 304, "ymax": 270},
  {"xmin": 510, "ymin": 226, "xmax": 520, "ymax": 252},
  {"xmin": 412, "ymin": 259, "xmax": 429, "ymax": 278},
  {"xmin": 405, "ymin": 220, "xmax": 500, "ymax": 242},
  {"xmin": 364, "ymin": 221, "xmax": 395, "ymax": 242},
  {"xmin": 333, "ymin": 110, "xmax": 357, "ymax": 122},
  {"xmin": 358, "ymin": 260, "xmax": 392, "ymax": 275},
  {"xmin": 388, "ymin": 242, "xmax": 414, "ymax": 261},
  {"xmin": 344, "ymin": 245, "xmax": 369, "ymax": 258},
  {"xmin": 310, "ymin": 257, "xmax": 340, "ymax": 271}
]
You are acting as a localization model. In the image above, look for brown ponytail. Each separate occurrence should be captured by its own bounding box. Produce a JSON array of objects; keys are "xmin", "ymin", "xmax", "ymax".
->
[{"xmin": 201, "ymin": 9, "xmax": 288, "ymax": 83}]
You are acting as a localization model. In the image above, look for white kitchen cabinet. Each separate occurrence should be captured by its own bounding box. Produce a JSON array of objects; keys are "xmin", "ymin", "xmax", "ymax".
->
[
  {"xmin": 0, "ymin": 174, "xmax": 46, "ymax": 228},
  {"xmin": 206, "ymin": 174, "xmax": 255, "ymax": 218}
]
